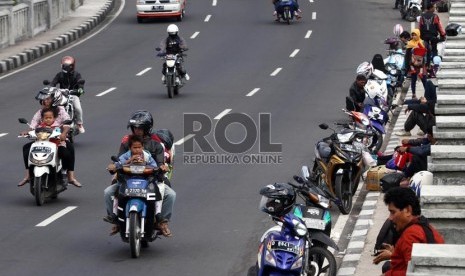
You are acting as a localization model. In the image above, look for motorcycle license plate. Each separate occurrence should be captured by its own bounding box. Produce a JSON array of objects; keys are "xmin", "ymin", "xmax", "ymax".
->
[
  {"xmin": 31, "ymin": 146, "xmax": 51, "ymax": 153},
  {"xmin": 124, "ymin": 188, "xmax": 147, "ymax": 196},
  {"xmin": 270, "ymin": 241, "xmax": 300, "ymax": 255},
  {"xmin": 302, "ymin": 218, "xmax": 326, "ymax": 230},
  {"xmin": 152, "ymin": 5, "xmax": 164, "ymax": 11}
]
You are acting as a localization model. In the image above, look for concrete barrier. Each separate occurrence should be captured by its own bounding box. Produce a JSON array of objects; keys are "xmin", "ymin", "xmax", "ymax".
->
[{"xmin": 407, "ymin": 244, "xmax": 465, "ymax": 275}]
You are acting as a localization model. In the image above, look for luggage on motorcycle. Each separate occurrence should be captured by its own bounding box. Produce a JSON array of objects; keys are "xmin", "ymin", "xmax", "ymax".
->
[
  {"xmin": 380, "ymin": 172, "xmax": 404, "ymax": 193},
  {"xmin": 446, "ymin": 23, "xmax": 462, "ymax": 37},
  {"xmin": 365, "ymin": 165, "xmax": 390, "ymax": 191}
]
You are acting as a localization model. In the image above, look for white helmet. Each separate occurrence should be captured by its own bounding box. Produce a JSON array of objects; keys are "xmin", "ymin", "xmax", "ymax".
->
[
  {"xmin": 364, "ymin": 80, "xmax": 382, "ymax": 99},
  {"xmin": 356, "ymin": 62, "xmax": 373, "ymax": 78},
  {"xmin": 409, "ymin": 171, "xmax": 433, "ymax": 197},
  {"xmin": 393, "ymin": 24, "xmax": 403, "ymax": 36},
  {"xmin": 167, "ymin": 24, "xmax": 179, "ymax": 35}
]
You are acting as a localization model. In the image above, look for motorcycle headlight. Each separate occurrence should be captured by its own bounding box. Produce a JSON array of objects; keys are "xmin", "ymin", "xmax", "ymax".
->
[
  {"xmin": 292, "ymin": 219, "xmax": 308, "ymax": 237},
  {"xmin": 290, "ymin": 257, "xmax": 303, "ymax": 270},
  {"xmin": 29, "ymin": 152, "xmax": 54, "ymax": 164},
  {"xmin": 166, "ymin": 60, "xmax": 176, "ymax": 67},
  {"xmin": 390, "ymin": 69, "xmax": 397, "ymax": 75},
  {"xmin": 36, "ymin": 132, "xmax": 51, "ymax": 141},
  {"xmin": 265, "ymin": 250, "xmax": 276, "ymax": 266},
  {"xmin": 337, "ymin": 133, "xmax": 353, "ymax": 143}
]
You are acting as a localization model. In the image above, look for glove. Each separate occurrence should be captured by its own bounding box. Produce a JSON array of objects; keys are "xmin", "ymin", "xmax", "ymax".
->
[{"xmin": 77, "ymin": 88, "xmax": 84, "ymax": 96}]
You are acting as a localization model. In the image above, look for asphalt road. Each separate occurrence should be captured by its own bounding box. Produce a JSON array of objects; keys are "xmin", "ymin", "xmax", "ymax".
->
[{"xmin": 0, "ymin": 0, "xmax": 412, "ymax": 275}]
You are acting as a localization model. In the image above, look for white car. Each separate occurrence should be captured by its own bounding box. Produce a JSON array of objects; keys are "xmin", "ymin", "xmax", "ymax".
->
[{"xmin": 136, "ymin": 0, "xmax": 186, "ymax": 23}]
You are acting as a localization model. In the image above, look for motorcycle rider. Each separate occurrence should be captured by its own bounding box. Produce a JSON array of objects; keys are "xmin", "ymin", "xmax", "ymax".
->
[
  {"xmin": 272, "ymin": 0, "xmax": 302, "ymax": 19},
  {"xmin": 19, "ymin": 87, "xmax": 82, "ymax": 187},
  {"xmin": 157, "ymin": 24, "xmax": 189, "ymax": 84},
  {"xmin": 104, "ymin": 110, "xmax": 175, "ymax": 237},
  {"xmin": 50, "ymin": 56, "xmax": 86, "ymax": 134}
]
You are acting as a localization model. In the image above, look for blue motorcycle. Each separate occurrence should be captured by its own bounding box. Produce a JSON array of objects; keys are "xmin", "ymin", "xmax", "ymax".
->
[
  {"xmin": 275, "ymin": 0, "xmax": 299, "ymax": 24},
  {"xmin": 111, "ymin": 157, "xmax": 162, "ymax": 258},
  {"xmin": 253, "ymin": 182, "xmax": 337, "ymax": 276}
]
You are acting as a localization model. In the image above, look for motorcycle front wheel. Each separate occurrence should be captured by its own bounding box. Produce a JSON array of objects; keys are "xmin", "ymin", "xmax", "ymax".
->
[
  {"xmin": 335, "ymin": 173, "xmax": 352, "ymax": 214},
  {"xmin": 34, "ymin": 175, "xmax": 46, "ymax": 206},
  {"xmin": 306, "ymin": 246, "xmax": 337, "ymax": 276},
  {"xmin": 129, "ymin": 212, "xmax": 142, "ymax": 258},
  {"xmin": 166, "ymin": 75, "xmax": 174, "ymax": 98}
]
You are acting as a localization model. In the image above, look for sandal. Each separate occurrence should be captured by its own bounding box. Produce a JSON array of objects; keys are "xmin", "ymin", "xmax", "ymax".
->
[
  {"xmin": 68, "ymin": 179, "xmax": 82, "ymax": 188},
  {"xmin": 157, "ymin": 221, "xmax": 172, "ymax": 237},
  {"xmin": 18, "ymin": 178, "xmax": 30, "ymax": 187},
  {"xmin": 109, "ymin": 225, "xmax": 119, "ymax": 236}
]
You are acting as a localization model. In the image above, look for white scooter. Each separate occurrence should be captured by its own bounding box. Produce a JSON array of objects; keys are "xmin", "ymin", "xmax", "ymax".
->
[{"xmin": 19, "ymin": 118, "xmax": 69, "ymax": 205}]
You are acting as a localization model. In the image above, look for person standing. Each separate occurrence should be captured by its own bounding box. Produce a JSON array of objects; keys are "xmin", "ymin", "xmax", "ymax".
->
[{"xmin": 419, "ymin": 2, "xmax": 446, "ymax": 73}]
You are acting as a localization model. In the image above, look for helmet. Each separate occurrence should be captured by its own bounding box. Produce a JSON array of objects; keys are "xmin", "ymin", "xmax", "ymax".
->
[
  {"xmin": 127, "ymin": 110, "xmax": 154, "ymax": 135},
  {"xmin": 433, "ymin": 56, "xmax": 442, "ymax": 66},
  {"xmin": 393, "ymin": 24, "xmax": 404, "ymax": 36},
  {"xmin": 52, "ymin": 89, "xmax": 66, "ymax": 106},
  {"xmin": 35, "ymin": 86, "xmax": 60, "ymax": 104},
  {"xmin": 61, "ymin": 56, "xmax": 75, "ymax": 73},
  {"xmin": 356, "ymin": 62, "xmax": 373, "ymax": 78},
  {"xmin": 259, "ymin": 183, "xmax": 296, "ymax": 217},
  {"xmin": 167, "ymin": 24, "xmax": 179, "ymax": 36},
  {"xmin": 408, "ymin": 171, "xmax": 433, "ymax": 197}
]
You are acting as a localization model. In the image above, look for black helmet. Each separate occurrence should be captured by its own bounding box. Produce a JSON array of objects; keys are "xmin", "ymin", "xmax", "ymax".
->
[
  {"xmin": 61, "ymin": 56, "xmax": 75, "ymax": 73},
  {"xmin": 154, "ymin": 129, "xmax": 174, "ymax": 150},
  {"xmin": 127, "ymin": 110, "xmax": 154, "ymax": 135},
  {"xmin": 259, "ymin": 183, "xmax": 296, "ymax": 217}
]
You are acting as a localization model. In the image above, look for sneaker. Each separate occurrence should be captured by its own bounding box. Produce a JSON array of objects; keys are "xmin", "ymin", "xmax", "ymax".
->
[
  {"xmin": 78, "ymin": 124, "xmax": 85, "ymax": 134},
  {"xmin": 184, "ymin": 73, "xmax": 190, "ymax": 81},
  {"xmin": 175, "ymin": 77, "xmax": 180, "ymax": 84},
  {"xmin": 161, "ymin": 75, "xmax": 166, "ymax": 84},
  {"xmin": 395, "ymin": 130, "xmax": 412, "ymax": 136},
  {"xmin": 416, "ymin": 130, "xmax": 425, "ymax": 136}
]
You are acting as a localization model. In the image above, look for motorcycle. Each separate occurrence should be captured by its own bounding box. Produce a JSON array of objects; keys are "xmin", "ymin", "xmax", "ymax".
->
[
  {"xmin": 18, "ymin": 118, "xmax": 70, "ymax": 205},
  {"xmin": 254, "ymin": 182, "xmax": 338, "ymax": 276},
  {"xmin": 43, "ymin": 79, "xmax": 86, "ymax": 143},
  {"xmin": 156, "ymin": 47, "xmax": 188, "ymax": 98},
  {"xmin": 342, "ymin": 109, "xmax": 383, "ymax": 154},
  {"xmin": 400, "ymin": 0, "xmax": 422, "ymax": 22},
  {"xmin": 310, "ymin": 123, "xmax": 365, "ymax": 214},
  {"xmin": 274, "ymin": 0, "xmax": 299, "ymax": 24},
  {"xmin": 109, "ymin": 156, "xmax": 164, "ymax": 258},
  {"xmin": 384, "ymin": 48, "xmax": 405, "ymax": 95}
]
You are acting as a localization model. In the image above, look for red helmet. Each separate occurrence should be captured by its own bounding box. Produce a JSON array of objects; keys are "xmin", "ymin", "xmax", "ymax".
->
[{"xmin": 61, "ymin": 56, "xmax": 75, "ymax": 73}]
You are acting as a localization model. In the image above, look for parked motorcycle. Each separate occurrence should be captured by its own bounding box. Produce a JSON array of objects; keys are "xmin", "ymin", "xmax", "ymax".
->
[
  {"xmin": 400, "ymin": 0, "xmax": 422, "ymax": 22},
  {"xmin": 274, "ymin": 0, "xmax": 299, "ymax": 24},
  {"xmin": 156, "ymin": 47, "xmax": 188, "ymax": 98},
  {"xmin": 18, "ymin": 118, "xmax": 70, "ymax": 205},
  {"xmin": 384, "ymin": 48, "xmax": 405, "ymax": 94},
  {"xmin": 43, "ymin": 79, "xmax": 86, "ymax": 143},
  {"xmin": 342, "ymin": 109, "xmax": 382, "ymax": 154},
  {"xmin": 109, "ymin": 156, "xmax": 163, "ymax": 258},
  {"xmin": 310, "ymin": 123, "xmax": 365, "ymax": 214},
  {"xmin": 254, "ymin": 182, "xmax": 338, "ymax": 276}
]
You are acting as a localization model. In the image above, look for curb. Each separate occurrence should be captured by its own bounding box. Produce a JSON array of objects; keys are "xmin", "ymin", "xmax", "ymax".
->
[{"xmin": 0, "ymin": 0, "xmax": 115, "ymax": 75}]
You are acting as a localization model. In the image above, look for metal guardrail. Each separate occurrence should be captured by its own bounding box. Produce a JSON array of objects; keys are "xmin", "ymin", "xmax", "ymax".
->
[{"xmin": 0, "ymin": 0, "xmax": 83, "ymax": 49}]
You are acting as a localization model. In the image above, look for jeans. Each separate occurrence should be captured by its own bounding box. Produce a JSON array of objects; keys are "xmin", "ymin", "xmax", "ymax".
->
[
  {"xmin": 104, "ymin": 182, "xmax": 176, "ymax": 221},
  {"xmin": 70, "ymin": 95, "xmax": 83, "ymax": 124},
  {"xmin": 410, "ymin": 73, "xmax": 427, "ymax": 96}
]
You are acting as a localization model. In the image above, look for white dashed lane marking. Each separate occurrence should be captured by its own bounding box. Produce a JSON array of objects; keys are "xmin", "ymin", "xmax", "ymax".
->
[
  {"xmin": 190, "ymin": 32, "xmax": 200, "ymax": 39},
  {"xmin": 36, "ymin": 206, "xmax": 77, "ymax": 227},
  {"xmin": 136, "ymin": 67, "xmax": 151, "ymax": 76},
  {"xmin": 312, "ymin": 12, "xmax": 316, "ymax": 20},
  {"xmin": 96, "ymin": 87, "xmax": 116, "ymax": 97},
  {"xmin": 270, "ymin": 68, "xmax": 282, "ymax": 76},
  {"xmin": 246, "ymin": 88, "xmax": 261, "ymax": 97},
  {"xmin": 305, "ymin": 30, "xmax": 312, "ymax": 39},
  {"xmin": 214, "ymin": 109, "xmax": 232, "ymax": 120},
  {"xmin": 290, "ymin": 49, "xmax": 300, "ymax": 58},
  {"xmin": 0, "ymin": 133, "xmax": 7, "ymax": 138},
  {"xmin": 204, "ymin": 15, "xmax": 211, "ymax": 22},
  {"xmin": 174, "ymin": 134, "xmax": 195, "ymax": 146}
]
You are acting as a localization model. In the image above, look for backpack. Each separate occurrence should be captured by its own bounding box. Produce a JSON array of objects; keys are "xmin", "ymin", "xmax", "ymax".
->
[{"xmin": 420, "ymin": 13, "xmax": 439, "ymax": 40}]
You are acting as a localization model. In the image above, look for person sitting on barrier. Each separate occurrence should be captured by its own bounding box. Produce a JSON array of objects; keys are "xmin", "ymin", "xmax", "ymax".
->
[{"xmin": 373, "ymin": 187, "xmax": 444, "ymax": 275}]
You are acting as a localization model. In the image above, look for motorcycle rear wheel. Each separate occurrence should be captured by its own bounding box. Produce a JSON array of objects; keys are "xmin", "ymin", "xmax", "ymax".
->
[
  {"xmin": 34, "ymin": 175, "xmax": 46, "ymax": 206},
  {"xmin": 129, "ymin": 212, "xmax": 142, "ymax": 258},
  {"xmin": 306, "ymin": 246, "xmax": 337, "ymax": 276},
  {"xmin": 335, "ymin": 174, "xmax": 352, "ymax": 214}
]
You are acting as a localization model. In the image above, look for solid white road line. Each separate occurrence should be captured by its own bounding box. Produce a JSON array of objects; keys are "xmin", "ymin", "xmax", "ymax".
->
[
  {"xmin": 214, "ymin": 109, "xmax": 232, "ymax": 120},
  {"xmin": 204, "ymin": 15, "xmax": 211, "ymax": 22},
  {"xmin": 212, "ymin": 0, "xmax": 217, "ymax": 6},
  {"xmin": 96, "ymin": 87, "xmax": 116, "ymax": 97},
  {"xmin": 136, "ymin": 67, "xmax": 151, "ymax": 76},
  {"xmin": 270, "ymin": 68, "xmax": 282, "ymax": 76},
  {"xmin": 174, "ymin": 134, "xmax": 195, "ymax": 146},
  {"xmin": 290, "ymin": 49, "xmax": 300, "ymax": 58},
  {"xmin": 190, "ymin": 32, "xmax": 200, "ymax": 39},
  {"xmin": 246, "ymin": 88, "xmax": 261, "ymax": 97},
  {"xmin": 305, "ymin": 30, "xmax": 312, "ymax": 39},
  {"xmin": 0, "ymin": 133, "xmax": 7, "ymax": 137},
  {"xmin": 312, "ymin": 12, "xmax": 316, "ymax": 20},
  {"xmin": 36, "ymin": 206, "xmax": 77, "ymax": 227}
]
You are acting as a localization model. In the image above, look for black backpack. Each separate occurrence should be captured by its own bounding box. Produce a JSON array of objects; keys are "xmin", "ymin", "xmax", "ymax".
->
[{"xmin": 420, "ymin": 13, "xmax": 439, "ymax": 40}]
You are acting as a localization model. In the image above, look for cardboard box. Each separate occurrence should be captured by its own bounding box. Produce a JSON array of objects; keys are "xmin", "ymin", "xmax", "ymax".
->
[{"xmin": 365, "ymin": 165, "xmax": 389, "ymax": 191}]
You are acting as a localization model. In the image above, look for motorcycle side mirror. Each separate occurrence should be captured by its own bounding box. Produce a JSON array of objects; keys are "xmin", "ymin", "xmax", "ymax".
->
[
  {"xmin": 77, "ymin": 79, "xmax": 85, "ymax": 85},
  {"xmin": 111, "ymin": 156, "xmax": 119, "ymax": 162},
  {"xmin": 43, "ymin": 80, "xmax": 50, "ymax": 85},
  {"xmin": 319, "ymin": 123, "xmax": 329, "ymax": 130},
  {"xmin": 155, "ymin": 47, "xmax": 161, "ymax": 51},
  {"xmin": 18, "ymin": 118, "xmax": 28, "ymax": 124},
  {"xmin": 293, "ymin": 175, "xmax": 304, "ymax": 184}
]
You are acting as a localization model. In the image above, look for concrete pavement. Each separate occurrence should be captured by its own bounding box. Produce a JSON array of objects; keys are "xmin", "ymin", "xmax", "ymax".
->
[{"xmin": 0, "ymin": 0, "xmax": 115, "ymax": 75}]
